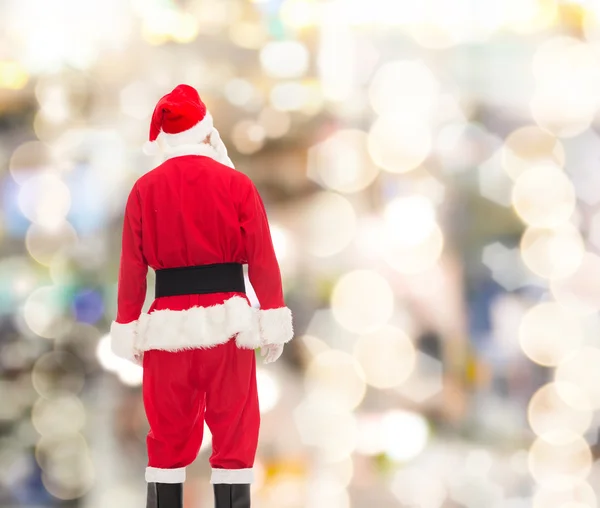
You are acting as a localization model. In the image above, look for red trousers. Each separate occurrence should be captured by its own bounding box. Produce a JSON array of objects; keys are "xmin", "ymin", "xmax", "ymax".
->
[{"xmin": 142, "ymin": 339, "xmax": 260, "ymax": 484}]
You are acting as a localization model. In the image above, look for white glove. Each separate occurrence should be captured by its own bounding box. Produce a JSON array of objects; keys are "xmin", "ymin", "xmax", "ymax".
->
[{"xmin": 260, "ymin": 344, "xmax": 284, "ymax": 364}]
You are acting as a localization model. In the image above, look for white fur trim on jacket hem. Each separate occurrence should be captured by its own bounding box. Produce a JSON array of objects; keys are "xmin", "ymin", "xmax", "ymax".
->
[
  {"xmin": 210, "ymin": 468, "xmax": 254, "ymax": 484},
  {"xmin": 110, "ymin": 321, "xmax": 137, "ymax": 363},
  {"xmin": 111, "ymin": 298, "xmax": 294, "ymax": 354},
  {"xmin": 259, "ymin": 307, "xmax": 294, "ymax": 345},
  {"xmin": 135, "ymin": 296, "xmax": 262, "ymax": 352},
  {"xmin": 145, "ymin": 467, "xmax": 186, "ymax": 484}
]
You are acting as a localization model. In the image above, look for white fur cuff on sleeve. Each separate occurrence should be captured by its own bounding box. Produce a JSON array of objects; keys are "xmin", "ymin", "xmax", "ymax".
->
[
  {"xmin": 110, "ymin": 321, "xmax": 138, "ymax": 363},
  {"xmin": 259, "ymin": 307, "xmax": 293, "ymax": 345}
]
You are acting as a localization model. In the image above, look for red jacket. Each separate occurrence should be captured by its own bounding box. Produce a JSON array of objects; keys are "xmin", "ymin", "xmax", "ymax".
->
[{"xmin": 110, "ymin": 144, "xmax": 293, "ymax": 363}]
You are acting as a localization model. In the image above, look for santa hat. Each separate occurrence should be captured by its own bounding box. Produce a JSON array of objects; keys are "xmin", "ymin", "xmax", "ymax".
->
[{"xmin": 144, "ymin": 84, "xmax": 234, "ymax": 167}]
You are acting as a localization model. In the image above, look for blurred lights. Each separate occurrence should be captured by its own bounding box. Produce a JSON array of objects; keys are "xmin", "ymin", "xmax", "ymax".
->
[
  {"xmin": 260, "ymin": 41, "xmax": 310, "ymax": 79},
  {"xmin": 307, "ymin": 130, "xmax": 379, "ymax": 194},
  {"xmin": 381, "ymin": 410, "xmax": 429, "ymax": 461},
  {"xmin": 270, "ymin": 224, "xmax": 290, "ymax": 263},
  {"xmin": 353, "ymin": 326, "xmax": 416, "ymax": 389},
  {"xmin": 256, "ymin": 368, "xmax": 281, "ymax": 414},
  {"xmin": 528, "ymin": 433, "xmax": 592, "ymax": 484},
  {"xmin": 23, "ymin": 286, "xmax": 71, "ymax": 339},
  {"xmin": 232, "ymin": 120, "xmax": 266, "ymax": 154},
  {"xmin": 517, "ymin": 302, "xmax": 583, "ymax": 366},
  {"xmin": 369, "ymin": 60, "xmax": 439, "ymax": 119},
  {"xmin": 316, "ymin": 457, "xmax": 354, "ymax": 488},
  {"xmin": 199, "ymin": 422, "xmax": 213, "ymax": 453},
  {"xmin": 550, "ymin": 252, "xmax": 600, "ymax": 315},
  {"xmin": 318, "ymin": 4, "xmax": 357, "ymax": 102},
  {"xmin": 36, "ymin": 82, "xmax": 71, "ymax": 125},
  {"xmin": 280, "ymin": 0, "xmax": 321, "ymax": 30},
  {"xmin": 533, "ymin": 479, "xmax": 596, "ymax": 508},
  {"xmin": 520, "ymin": 224, "xmax": 584, "ymax": 280},
  {"xmin": 18, "ymin": 172, "xmax": 72, "ymax": 229},
  {"xmin": 258, "ymin": 107, "xmax": 291, "ymax": 138},
  {"xmin": 511, "ymin": 164, "xmax": 576, "ymax": 228},
  {"xmin": 141, "ymin": 9, "xmax": 199, "ymax": 45},
  {"xmin": 384, "ymin": 196, "xmax": 436, "ymax": 246},
  {"xmin": 502, "ymin": 126, "xmax": 565, "ymax": 181},
  {"xmin": 32, "ymin": 395, "xmax": 86, "ymax": 438},
  {"xmin": 12, "ymin": 0, "xmax": 130, "ymax": 71},
  {"xmin": 331, "ymin": 270, "xmax": 394, "ymax": 334},
  {"xmin": 25, "ymin": 221, "xmax": 78, "ymax": 267},
  {"xmin": 120, "ymin": 81, "xmax": 157, "ymax": 120},
  {"xmin": 31, "ymin": 351, "xmax": 86, "ymax": 397},
  {"xmin": 96, "ymin": 335, "xmax": 143, "ymax": 386},
  {"xmin": 72, "ymin": 289, "xmax": 105, "ymax": 325},
  {"xmin": 381, "ymin": 196, "xmax": 444, "ymax": 274},
  {"xmin": 391, "ymin": 466, "xmax": 446, "ymax": 508},
  {"xmin": 358, "ymin": 410, "xmax": 431, "ymax": 461},
  {"xmin": 0, "ymin": 61, "xmax": 29, "ymax": 90},
  {"xmin": 306, "ymin": 477, "xmax": 350, "ymax": 508},
  {"xmin": 368, "ymin": 116, "xmax": 432, "ymax": 174},
  {"xmin": 527, "ymin": 383, "xmax": 592, "ymax": 445},
  {"xmin": 9, "ymin": 141, "xmax": 54, "ymax": 184},
  {"xmin": 270, "ymin": 81, "xmax": 311, "ymax": 112},
  {"xmin": 530, "ymin": 37, "xmax": 600, "ymax": 137},
  {"xmin": 554, "ymin": 347, "xmax": 600, "ymax": 410},
  {"xmin": 228, "ymin": 22, "xmax": 268, "ymax": 49},
  {"xmin": 302, "ymin": 192, "xmax": 356, "ymax": 257},
  {"xmin": 501, "ymin": 0, "xmax": 558, "ymax": 34},
  {"xmin": 36, "ymin": 434, "xmax": 95, "ymax": 500},
  {"xmin": 293, "ymin": 397, "xmax": 358, "ymax": 462},
  {"xmin": 224, "ymin": 79, "xmax": 258, "ymax": 108},
  {"xmin": 305, "ymin": 350, "xmax": 366, "ymax": 411}
]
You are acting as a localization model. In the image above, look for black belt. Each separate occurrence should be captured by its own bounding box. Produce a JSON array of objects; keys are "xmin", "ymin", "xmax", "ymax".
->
[{"xmin": 155, "ymin": 263, "xmax": 246, "ymax": 298}]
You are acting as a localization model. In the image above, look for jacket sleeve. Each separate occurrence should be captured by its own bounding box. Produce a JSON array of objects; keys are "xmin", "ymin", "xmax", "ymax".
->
[
  {"xmin": 110, "ymin": 184, "xmax": 148, "ymax": 363},
  {"xmin": 239, "ymin": 177, "xmax": 293, "ymax": 346}
]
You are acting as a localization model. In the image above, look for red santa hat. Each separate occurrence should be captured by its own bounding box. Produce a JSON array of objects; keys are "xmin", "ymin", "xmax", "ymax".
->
[{"xmin": 143, "ymin": 84, "xmax": 234, "ymax": 167}]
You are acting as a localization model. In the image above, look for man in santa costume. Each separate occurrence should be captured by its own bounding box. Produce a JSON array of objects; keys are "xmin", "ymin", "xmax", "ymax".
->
[{"xmin": 109, "ymin": 84, "xmax": 294, "ymax": 508}]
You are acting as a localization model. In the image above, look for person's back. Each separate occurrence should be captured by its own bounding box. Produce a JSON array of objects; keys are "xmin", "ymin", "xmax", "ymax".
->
[
  {"xmin": 138, "ymin": 154, "xmax": 244, "ymax": 270},
  {"xmin": 109, "ymin": 84, "xmax": 294, "ymax": 508}
]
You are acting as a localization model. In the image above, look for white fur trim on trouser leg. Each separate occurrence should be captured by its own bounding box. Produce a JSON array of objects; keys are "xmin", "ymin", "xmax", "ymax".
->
[
  {"xmin": 210, "ymin": 468, "xmax": 254, "ymax": 484},
  {"xmin": 145, "ymin": 467, "xmax": 186, "ymax": 483},
  {"xmin": 110, "ymin": 321, "xmax": 138, "ymax": 363},
  {"xmin": 259, "ymin": 307, "xmax": 293, "ymax": 345}
]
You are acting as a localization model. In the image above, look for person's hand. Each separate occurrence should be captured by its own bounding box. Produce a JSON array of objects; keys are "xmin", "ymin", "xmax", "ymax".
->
[{"xmin": 260, "ymin": 344, "xmax": 284, "ymax": 364}]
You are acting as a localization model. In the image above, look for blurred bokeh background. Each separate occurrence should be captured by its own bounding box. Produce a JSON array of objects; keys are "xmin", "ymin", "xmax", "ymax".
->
[{"xmin": 2, "ymin": 0, "xmax": 600, "ymax": 507}]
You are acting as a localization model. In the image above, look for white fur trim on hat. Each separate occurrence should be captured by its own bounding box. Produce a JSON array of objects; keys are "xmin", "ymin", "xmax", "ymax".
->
[
  {"xmin": 159, "ymin": 112, "xmax": 214, "ymax": 148},
  {"xmin": 210, "ymin": 468, "xmax": 254, "ymax": 484},
  {"xmin": 259, "ymin": 307, "xmax": 294, "ymax": 345},
  {"xmin": 145, "ymin": 467, "xmax": 186, "ymax": 484},
  {"xmin": 110, "ymin": 321, "xmax": 138, "ymax": 363}
]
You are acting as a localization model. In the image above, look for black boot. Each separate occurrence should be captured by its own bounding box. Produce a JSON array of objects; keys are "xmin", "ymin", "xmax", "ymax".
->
[
  {"xmin": 213, "ymin": 484, "xmax": 251, "ymax": 508},
  {"xmin": 146, "ymin": 483, "xmax": 183, "ymax": 508}
]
